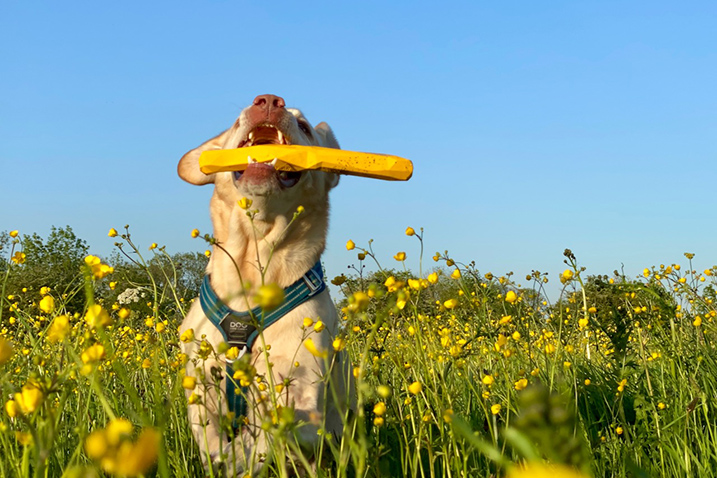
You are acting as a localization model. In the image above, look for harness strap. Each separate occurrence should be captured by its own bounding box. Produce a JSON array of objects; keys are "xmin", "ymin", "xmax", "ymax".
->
[{"xmin": 199, "ymin": 261, "xmax": 326, "ymax": 425}]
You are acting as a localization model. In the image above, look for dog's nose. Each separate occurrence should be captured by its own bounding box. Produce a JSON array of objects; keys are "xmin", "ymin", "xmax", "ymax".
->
[{"xmin": 253, "ymin": 94, "xmax": 285, "ymax": 110}]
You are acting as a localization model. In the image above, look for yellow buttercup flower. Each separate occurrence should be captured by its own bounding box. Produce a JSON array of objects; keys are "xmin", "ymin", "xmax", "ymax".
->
[
  {"xmin": 0, "ymin": 338, "xmax": 13, "ymax": 366},
  {"xmin": 505, "ymin": 290, "xmax": 518, "ymax": 303},
  {"xmin": 11, "ymin": 251, "xmax": 26, "ymax": 265},
  {"xmin": 254, "ymin": 283, "xmax": 285, "ymax": 311},
  {"xmin": 5, "ymin": 399, "xmax": 20, "ymax": 418},
  {"xmin": 408, "ymin": 381, "xmax": 422, "ymax": 395},
  {"xmin": 405, "ymin": 227, "xmax": 415, "ymax": 236},
  {"xmin": 15, "ymin": 385, "xmax": 43, "ymax": 414},
  {"xmin": 182, "ymin": 376, "xmax": 197, "ymax": 390},
  {"xmin": 180, "ymin": 328, "xmax": 195, "ymax": 343},
  {"xmin": 47, "ymin": 315, "xmax": 70, "ymax": 343},
  {"xmin": 561, "ymin": 269, "xmax": 574, "ymax": 284},
  {"xmin": 491, "ymin": 404, "xmax": 501, "ymax": 415},
  {"xmin": 39, "ymin": 295, "xmax": 55, "ymax": 314},
  {"xmin": 427, "ymin": 272, "xmax": 439, "ymax": 284},
  {"xmin": 9, "ymin": 230, "xmax": 19, "ymax": 238},
  {"xmin": 451, "ymin": 269, "xmax": 461, "ymax": 279},
  {"xmin": 84, "ymin": 255, "xmax": 114, "ymax": 279},
  {"xmin": 332, "ymin": 337, "xmax": 346, "ymax": 351},
  {"xmin": 238, "ymin": 197, "xmax": 253, "ymax": 210},
  {"xmin": 394, "ymin": 251, "xmax": 406, "ymax": 261},
  {"xmin": 313, "ymin": 320, "xmax": 325, "ymax": 333},
  {"xmin": 515, "ymin": 378, "xmax": 528, "ymax": 390},
  {"xmin": 348, "ymin": 291, "xmax": 370, "ymax": 312},
  {"xmin": 226, "ymin": 346, "xmax": 240, "ymax": 360},
  {"xmin": 443, "ymin": 298, "xmax": 458, "ymax": 309},
  {"xmin": 191, "ymin": 228, "xmax": 200, "ymax": 238},
  {"xmin": 346, "ymin": 240, "xmax": 355, "ymax": 251},
  {"xmin": 507, "ymin": 463, "xmax": 589, "ymax": 478},
  {"xmin": 81, "ymin": 344, "xmax": 106, "ymax": 364},
  {"xmin": 85, "ymin": 304, "xmax": 112, "ymax": 328},
  {"xmin": 373, "ymin": 402, "xmax": 386, "ymax": 416},
  {"xmin": 304, "ymin": 338, "xmax": 328, "ymax": 359},
  {"xmin": 482, "ymin": 375, "xmax": 494, "ymax": 386},
  {"xmin": 108, "ymin": 228, "xmax": 118, "ymax": 237}
]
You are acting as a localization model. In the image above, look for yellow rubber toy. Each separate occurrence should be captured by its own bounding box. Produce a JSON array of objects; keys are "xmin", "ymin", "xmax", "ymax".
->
[{"xmin": 199, "ymin": 145, "xmax": 413, "ymax": 181}]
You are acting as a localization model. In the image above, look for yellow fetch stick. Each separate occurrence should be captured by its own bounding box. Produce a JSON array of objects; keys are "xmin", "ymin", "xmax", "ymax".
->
[{"xmin": 199, "ymin": 145, "xmax": 413, "ymax": 181}]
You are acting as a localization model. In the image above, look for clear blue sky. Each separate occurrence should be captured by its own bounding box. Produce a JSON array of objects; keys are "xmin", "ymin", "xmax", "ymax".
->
[{"xmin": 2, "ymin": 1, "xmax": 716, "ymax": 298}]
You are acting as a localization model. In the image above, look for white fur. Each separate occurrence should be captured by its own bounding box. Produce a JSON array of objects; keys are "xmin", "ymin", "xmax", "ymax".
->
[{"xmin": 177, "ymin": 98, "xmax": 352, "ymax": 475}]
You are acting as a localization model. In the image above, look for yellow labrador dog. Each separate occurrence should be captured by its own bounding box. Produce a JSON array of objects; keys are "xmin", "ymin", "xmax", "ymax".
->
[{"xmin": 177, "ymin": 94, "xmax": 351, "ymax": 474}]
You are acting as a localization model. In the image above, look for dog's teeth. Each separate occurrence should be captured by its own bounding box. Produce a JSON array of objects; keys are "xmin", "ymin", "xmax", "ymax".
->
[
  {"xmin": 248, "ymin": 131, "xmax": 255, "ymax": 140},
  {"xmin": 248, "ymin": 156, "xmax": 257, "ymax": 164},
  {"xmin": 270, "ymin": 158, "xmax": 278, "ymax": 166},
  {"xmin": 277, "ymin": 131, "xmax": 284, "ymax": 143}
]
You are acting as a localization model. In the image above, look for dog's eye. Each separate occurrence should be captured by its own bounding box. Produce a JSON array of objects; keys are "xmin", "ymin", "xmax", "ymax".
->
[
  {"xmin": 278, "ymin": 171, "xmax": 302, "ymax": 188},
  {"xmin": 298, "ymin": 121, "xmax": 312, "ymax": 136}
]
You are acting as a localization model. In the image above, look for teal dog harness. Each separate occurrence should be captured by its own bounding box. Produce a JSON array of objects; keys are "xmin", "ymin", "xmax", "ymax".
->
[{"xmin": 199, "ymin": 262, "xmax": 326, "ymax": 426}]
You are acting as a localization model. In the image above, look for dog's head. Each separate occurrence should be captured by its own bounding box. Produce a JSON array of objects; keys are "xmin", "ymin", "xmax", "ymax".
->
[{"xmin": 178, "ymin": 94, "xmax": 340, "ymax": 222}]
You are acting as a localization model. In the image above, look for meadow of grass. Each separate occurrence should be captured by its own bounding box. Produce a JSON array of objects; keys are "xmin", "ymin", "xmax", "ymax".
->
[{"xmin": 1, "ymin": 226, "xmax": 717, "ymax": 477}]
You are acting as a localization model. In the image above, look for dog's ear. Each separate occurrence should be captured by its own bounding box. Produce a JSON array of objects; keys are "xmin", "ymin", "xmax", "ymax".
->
[
  {"xmin": 177, "ymin": 129, "xmax": 230, "ymax": 185},
  {"xmin": 313, "ymin": 122, "xmax": 340, "ymax": 189},
  {"xmin": 314, "ymin": 122, "xmax": 340, "ymax": 149}
]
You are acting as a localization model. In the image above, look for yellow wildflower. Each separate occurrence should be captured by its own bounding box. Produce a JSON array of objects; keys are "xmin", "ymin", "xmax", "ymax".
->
[
  {"xmin": 15, "ymin": 385, "xmax": 43, "ymax": 414},
  {"xmin": 182, "ymin": 376, "xmax": 197, "ymax": 390},
  {"xmin": 238, "ymin": 197, "xmax": 253, "ymax": 210},
  {"xmin": 393, "ymin": 251, "xmax": 406, "ymax": 261},
  {"xmin": 443, "ymin": 298, "xmax": 458, "ymax": 309},
  {"xmin": 346, "ymin": 240, "xmax": 355, "ymax": 251},
  {"xmin": 81, "ymin": 344, "xmax": 106, "ymax": 364},
  {"xmin": 427, "ymin": 272, "xmax": 439, "ymax": 284},
  {"xmin": 505, "ymin": 290, "xmax": 518, "ymax": 303},
  {"xmin": 451, "ymin": 269, "xmax": 461, "ymax": 279},
  {"xmin": 377, "ymin": 385, "xmax": 392, "ymax": 399},
  {"xmin": 491, "ymin": 404, "xmax": 501, "ymax": 415},
  {"xmin": 0, "ymin": 338, "xmax": 13, "ymax": 366},
  {"xmin": 373, "ymin": 402, "xmax": 386, "ymax": 416},
  {"xmin": 507, "ymin": 463, "xmax": 590, "ymax": 478},
  {"xmin": 85, "ymin": 304, "xmax": 112, "ymax": 328},
  {"xmin": 515, "ymin": 378, "xmax": 528, "ymax": 391},
  {"xmin": 11, "ymin": 251, "xmax": 26, "ymax": 265},
  {"xmin": 9, "ymin": 230, "xmax": 19, "ymax": 238},
  {"xmin": 348, "ymin": 291, "xmax": 369, "ymax": 312},
  {"xmin": 108, "ymin": 228, "xmax": 118, "ymax": 237},
  {"xmin": 39, "ymin": 295, "xmax": 55, "ymax": 314},
  {"xmin": 408, "ymin": 381, "xmax": 422, "ymax": 395},
  {"xmin": 180, "ymin": 328, "xmax": 195, "ymax": 343},
  {"xmin": 47, "ymin": 315, "xmax": 70, "ymax": 343},
  {"xmin": 332, "ymin": 337, "xmax": 346, "ymax": 351},
  {"xmin": 191, "ymin": 228, "xmax": 200, "ymax": 238},
  {"xmin": 482, "ymin": 375, "xmax": 494, "ymax": 386},
  {"xmin": 405, "ymin": 227, "xmax": 415, "ymax": 236},
  {"xmin": 254, "ymin": 283, "xmax": 285, "ymax": 311},
  {"xmin": 304, "ymin": 338, "xmax": 328, "ymax": 359},
  {"xmin": 5, "ymin": 399, "xmax": 20, "ymax": 418}
]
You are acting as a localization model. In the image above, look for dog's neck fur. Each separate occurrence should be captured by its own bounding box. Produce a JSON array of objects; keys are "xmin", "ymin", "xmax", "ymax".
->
[{"xmin": 207, "ymin": 190, "xmax": 329, "ymax": 311}]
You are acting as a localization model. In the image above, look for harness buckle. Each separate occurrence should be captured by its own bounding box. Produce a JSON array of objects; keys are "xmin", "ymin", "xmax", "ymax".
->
[{"xmin": 302, "ymin": 267, "xmax": 322, "ymax": 295}]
